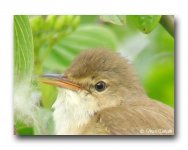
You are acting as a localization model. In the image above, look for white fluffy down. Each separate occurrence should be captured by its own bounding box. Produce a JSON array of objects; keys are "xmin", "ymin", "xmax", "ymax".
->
[
  {"xmin": 14, "ymin": 84, "xmax": 40, "ymax": 125},
  {"xmin": 52, "ymin": 89, "xmax": 97, "ymax": 135}
]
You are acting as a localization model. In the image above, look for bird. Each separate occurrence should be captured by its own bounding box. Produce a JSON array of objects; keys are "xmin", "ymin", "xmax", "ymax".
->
[{"xmin": 40, "ymin": 49, "xmax": 174, "ymax": 135}]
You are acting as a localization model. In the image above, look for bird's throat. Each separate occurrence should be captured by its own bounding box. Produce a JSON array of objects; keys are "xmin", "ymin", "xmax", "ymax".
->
[{"xmin": 52, "ymin": 89, "xmax": 95, "ymax": 135}]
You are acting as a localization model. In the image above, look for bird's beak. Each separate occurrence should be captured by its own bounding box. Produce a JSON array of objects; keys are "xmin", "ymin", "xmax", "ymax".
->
[{"xmin": 39, "ymin": 74, "xmax": 81, "ymax": 91}]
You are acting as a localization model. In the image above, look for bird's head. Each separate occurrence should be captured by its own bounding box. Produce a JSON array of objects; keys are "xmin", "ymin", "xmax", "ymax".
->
[{"xmin": 40, "ymin": 49, "xmax": 145, "ymax": 114}]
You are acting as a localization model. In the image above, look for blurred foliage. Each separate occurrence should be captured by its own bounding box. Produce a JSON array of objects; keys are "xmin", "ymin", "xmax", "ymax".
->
[
  {"xmin": 30, "ymin": 15, "xmax": 80, "ymax": 75},
  {"xmin": 43, "ymin": 24, "xmax": 118, "ymax": 72},
  {"xmin": 134, "ymin": 25, "xmax": 174, "ymax": 107},
  {"xmin": 14, "ymin": 15, "xmax": 174, "ymax": 135},
  {"xmin": 33, "ymin": 108, "xmax": 54, "ymax": 135}
]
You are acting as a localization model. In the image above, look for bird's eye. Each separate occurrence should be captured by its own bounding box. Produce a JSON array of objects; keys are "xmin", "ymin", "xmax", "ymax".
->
[{"xmin": 95, "ymin": 81, "xmax": 106, "ymax": 92}]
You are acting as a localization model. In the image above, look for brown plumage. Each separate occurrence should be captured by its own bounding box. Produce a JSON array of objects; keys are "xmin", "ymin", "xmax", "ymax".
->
[
  {"xmin": 42, "ymin": 49, "xmax": 174, "ymax": 135},
  {"xmin": 83, "ymin": 99, "xmax": 174, "ymax": 135}
]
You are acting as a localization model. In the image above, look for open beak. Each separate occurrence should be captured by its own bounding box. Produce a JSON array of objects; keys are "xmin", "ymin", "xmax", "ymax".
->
[{"xmin": 39, "ymin": 74, "xmax": 81, "ymax": 91}]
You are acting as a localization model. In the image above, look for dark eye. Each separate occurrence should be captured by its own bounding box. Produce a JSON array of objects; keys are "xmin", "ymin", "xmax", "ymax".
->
[{"xmin": 95, "ymin": 81, "xmax": 106, "ymax": 92}]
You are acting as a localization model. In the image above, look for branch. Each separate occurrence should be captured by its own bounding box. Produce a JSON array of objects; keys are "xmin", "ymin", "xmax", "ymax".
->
[{"xmin": 160, "ymin": 15, "xmax": 174, "ymax": 38}]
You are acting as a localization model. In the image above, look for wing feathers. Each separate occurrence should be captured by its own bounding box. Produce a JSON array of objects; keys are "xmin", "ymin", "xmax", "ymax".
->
[{"xmin": 85, "ymin": 99, "xmax": 174, "ymax": 135}]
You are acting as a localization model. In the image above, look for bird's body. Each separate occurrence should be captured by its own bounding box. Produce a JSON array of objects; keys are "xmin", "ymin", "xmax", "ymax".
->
[
  {"xmin": 84, "ymin": 99, "xmax": 173, "ymax": 135},
  {"xmin": 52, "ymin": 89, "xmax": 173, "ymax": 135},
  {"xmin": 42, "ymin": 49, "xmax": 174, "ymax": 135}
]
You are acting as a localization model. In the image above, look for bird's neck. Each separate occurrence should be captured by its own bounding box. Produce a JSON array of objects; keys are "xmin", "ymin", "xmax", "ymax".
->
[{"xmin": 52, "ymin": 89, "xmax": 95, "ymax": 135}]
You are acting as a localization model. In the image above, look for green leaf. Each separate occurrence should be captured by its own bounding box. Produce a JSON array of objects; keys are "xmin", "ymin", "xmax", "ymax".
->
[
  {"xmin": 15, "ymin": 120, "xmax": 34, "ymax": 135},
  {"xmin": 43, "ymin": 24, "xmax": 118, "ymax": 72},
  {"xmin": 100, "ymin": 15, "xmax": 126, "ymax": 25},
  {"xmin": 14, "ymin": 15, "xmax": 36, "ymax": 134},
  {"xmin": 16, "ymin": 127, "xmax": 34, "ymax": 135},
  {"xmin": 14, "ymin": 15, "xmax": 34, "ymax": 84},
  {"xmin": 39, "ymin": 83, "xmax": 57, "ymax": 108},
  {"xmin": 127, "ymin": 15, "xmax": 161, "ymax": 34}
]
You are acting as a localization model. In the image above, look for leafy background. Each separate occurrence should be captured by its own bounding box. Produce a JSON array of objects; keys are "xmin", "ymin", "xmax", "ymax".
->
[{"xmin": 14, "ymin": 15, "xmax": 174, "ymax": 135}]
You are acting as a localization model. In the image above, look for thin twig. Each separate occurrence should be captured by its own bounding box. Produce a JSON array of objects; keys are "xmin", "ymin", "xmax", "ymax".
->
[{"xmin": 160, "ymin": 15, "xmax": 174, "ymax": 38}]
